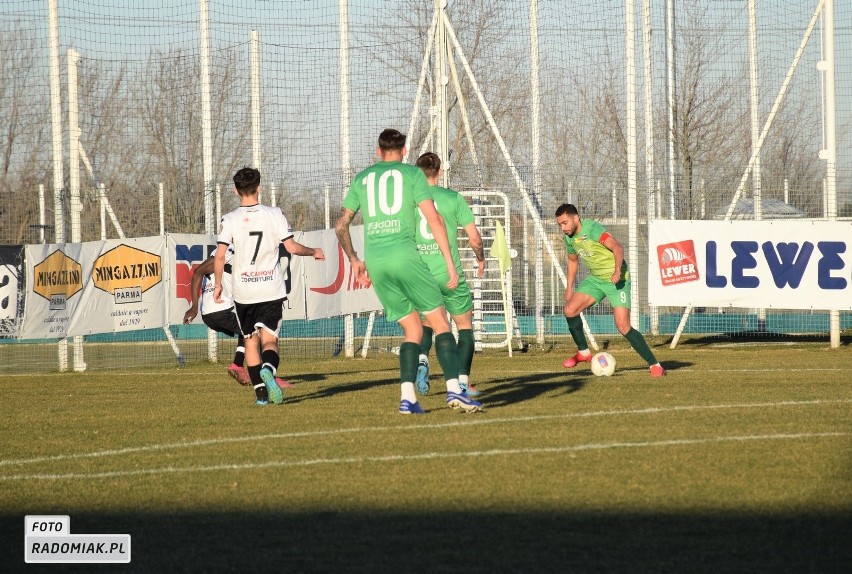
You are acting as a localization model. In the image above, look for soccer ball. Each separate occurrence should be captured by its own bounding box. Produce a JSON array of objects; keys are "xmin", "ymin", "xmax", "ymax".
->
[{"xmin": 590, "ymin": 352, "xmax": 616, "ymax": 376}]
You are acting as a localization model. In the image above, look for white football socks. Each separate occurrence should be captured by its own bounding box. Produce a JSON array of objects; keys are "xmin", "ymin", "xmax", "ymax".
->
[{"xmin": 401, "ymin": 382, "xmax": 417, "ymax": 403}]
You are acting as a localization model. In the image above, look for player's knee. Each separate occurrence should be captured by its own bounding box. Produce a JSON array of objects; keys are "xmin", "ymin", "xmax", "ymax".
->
[
  {"xmin": 424, "ymin": 309, "xmax": 451, "ymax": 333},
  {"xmin": 564, "ymin": 303, "xmax": 581, "ymax": 318},
  {"xmin": 614, "ymin": 317, "xmax": 631, "ymax": 334}
]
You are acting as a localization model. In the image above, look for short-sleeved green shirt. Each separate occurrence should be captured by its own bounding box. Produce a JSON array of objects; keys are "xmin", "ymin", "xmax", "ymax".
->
[
  {"xmin": 415, "ymin": 185, "xmax": 476, "ymax": 316},
  {"xmin": 415, "ymin": 185, "xmax": 474, "ymax": 276},
  {"xmin": 342, "ymin": 160, "xmax": 443, "ymax": 321},
  {"xmin": 342, "ymin": 161, "xmax": 433, "ymax": 265},
  {"xmin": 562, "ymin": 219, "xmax": 628, "ymax": 281}
]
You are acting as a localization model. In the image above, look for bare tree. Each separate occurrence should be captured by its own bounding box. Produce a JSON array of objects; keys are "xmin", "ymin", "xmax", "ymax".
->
[
  {"xmin": 364, "ymin": 1, "xmax": 529, "ymax": 190},
  {"xmin": 133, "ymin": 47, "xmax": 251, "ymax": 234},
  {"xmin": 0, "ymin": 24, "xmax": 51, "ymax": 244},
  {"xmin": 667, "ymin": 3, "xmax": 746, "ymax": 219},
  {"xmin": 666, "ymin": 2, "xmax": 825, "ymax": 220}
]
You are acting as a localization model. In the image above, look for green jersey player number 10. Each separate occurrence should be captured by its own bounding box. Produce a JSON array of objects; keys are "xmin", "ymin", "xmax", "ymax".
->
[{"xmin": 363, "ymin": 170, "xmax": 403, "ymax": 217}]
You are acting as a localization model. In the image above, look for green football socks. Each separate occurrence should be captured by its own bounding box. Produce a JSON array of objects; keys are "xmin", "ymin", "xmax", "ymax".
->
[
  {"xmin": 399, "ymin": 342, "xmax": 420, "ymax": 383},
  {"xmin": 434, "ymin": 332, "xmax": 460, "ymax": 381},
  {"xmin": 625, "ymin": 328, "xmax": 657, "ymax": 365},
  {"xmin": 566, "ymin": 315, "xmax": 588, "ymax": 350},
  {"xmin": 457, "ymin": 328, "xmax": 475, "ymax": 376}
]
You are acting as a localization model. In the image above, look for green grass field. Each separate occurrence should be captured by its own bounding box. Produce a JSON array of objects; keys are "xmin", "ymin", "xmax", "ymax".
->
[{"xmin": 2, "ymin": 337, "xmax": 851, "ymax": 573}]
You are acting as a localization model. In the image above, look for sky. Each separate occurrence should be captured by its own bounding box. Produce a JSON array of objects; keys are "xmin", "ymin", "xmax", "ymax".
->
[{"xmin": 3, "ymin": 0, "xmax": 850, "ymax": 200}]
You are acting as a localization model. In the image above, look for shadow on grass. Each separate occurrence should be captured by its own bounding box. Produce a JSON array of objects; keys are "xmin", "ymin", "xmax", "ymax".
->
[
  {"xmin": 481, "ymin": 372, "xmax": 587, "ymax": 408},
  {"xmin": 286, "ymin": 377, "xmax": 400, "ymax": 404},
  {"xmin": 4, "ymin": 509, "xmax": 849, "ymax": 574},
  {"xmin": 283, "ymin": 363, "xmax": 401, "ymax": 384}
]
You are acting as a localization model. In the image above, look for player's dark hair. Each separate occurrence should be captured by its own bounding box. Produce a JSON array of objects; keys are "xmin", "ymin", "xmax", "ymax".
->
[
  {"xmin": 416, "ymin": 152, "xmax": 441, "ymax": 178},
  {"xmin": 233, "ymin": 167, "xmax": 261, "ymax": 195},
  {"xmin": 555, "ymin": 203, "xmax": 579, "ymax": 217},
  {"xmin": 378, "ymin": 128, "xmax": 406, "ymax": 151}
]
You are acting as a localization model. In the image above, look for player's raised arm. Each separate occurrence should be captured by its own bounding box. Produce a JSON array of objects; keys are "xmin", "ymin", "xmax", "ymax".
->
[
  {"xmin": 419, "ymin": 198, "xmax": 458, "ymax": 289},
  {"xmin": 282, "ymin": 237, "xmax": 325, "ymax": 261}
]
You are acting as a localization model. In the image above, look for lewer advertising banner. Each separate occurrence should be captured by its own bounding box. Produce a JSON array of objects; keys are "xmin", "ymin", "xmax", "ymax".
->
[
  {"xmin": 0, "ymin": 245, "xmax": 25, "ymax": 338},
  {"xmin": 303, "ymin": 226, "xmax": 382, "ymax": 319},
  {"xmin": 66, "ymin": 237, "xmax": 168, "ymax": 336},
  {"xmin": 20, "ymin": 242, "xmax": 101, "ymax": 339},
  {"xmin": 649, "ymin": 220, "xmax": 852, "ymax": 310}
]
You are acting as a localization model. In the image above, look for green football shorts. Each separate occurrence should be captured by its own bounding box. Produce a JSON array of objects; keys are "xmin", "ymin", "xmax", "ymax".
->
[
  {"xmin": 366, "ymin": 254, "xmax": 444, "ymax": 322},
  {"xmin": 427, "ymin": 270, "xmax": 473, "ymax": 316},
  {"xmin": 575, "ymin": 272, "xmax": 632, "ymax": 308}
]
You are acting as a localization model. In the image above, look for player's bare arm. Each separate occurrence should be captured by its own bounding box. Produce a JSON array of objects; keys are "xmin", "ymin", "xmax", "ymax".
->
[
  {"xmin": 183, "ymin": 256, "xmax": 214, "ymax": 323},
  {"xmin": 602, "ymin": 235, "xmax": 624, "ymax": 283},
  {"xmin": 212, "ymin": 243, "xmax": 228, "ymax": 304},
  {"xmin": 282, "ymin": 237, "xmax": 325, "ymax": 261},
  {"xmin": 565, "ymin": 253, "xmax": 579, "ymax": 302},
  {"xmin": 419, "ymin": 199, "xmax": 459, "ymax": 289},
  {"xmin": 464, "ymin": 222, "xmax": 486, "ymax": 278},
  {"xmin": 335, "ymin": 207, "xmax": 368, "ymax": 284},
  {"xmin": 334, "ymin": 208, "xmax": 359, "ymax": 261}
]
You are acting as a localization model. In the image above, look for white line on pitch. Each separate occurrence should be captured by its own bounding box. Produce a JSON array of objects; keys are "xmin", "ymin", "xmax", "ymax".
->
[
  {"xmin": 2, "ymin": 432, "xmax": 848, "ymax": 482},
  {"xmin": 432, "ymin": 367, "xmax": 847, "ymax": 374},
  {"xmin": 1, "ymin": 399, "xmax": 849, "ymax": 468},
  {"xmin": 704, "ymin": 367, "xmax": 846, "ymax": 373}
]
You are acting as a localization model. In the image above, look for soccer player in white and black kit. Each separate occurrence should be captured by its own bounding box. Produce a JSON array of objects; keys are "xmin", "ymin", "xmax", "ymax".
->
[
  {"xmin": 183, "ymin": 246, "xmax": 249, "ymax": 384},
  {"xmin": 214, "ymin": 167, "xmax": 325, "ymax": 405},
  {"xmin": 182, "ymin": 246, "xmax": 293, "ymax": 389}
]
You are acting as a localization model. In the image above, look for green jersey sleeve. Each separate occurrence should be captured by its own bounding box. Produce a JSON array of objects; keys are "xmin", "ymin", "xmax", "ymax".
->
[{"xmin": 455, "ymin": 194, "xmax": 475, "ymax": 227}]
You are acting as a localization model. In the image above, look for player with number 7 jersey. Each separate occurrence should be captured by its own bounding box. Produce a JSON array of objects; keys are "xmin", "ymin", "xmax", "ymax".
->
[
  {"xmin": 219, "ymin": 204, "xmax": 292, "ymax": 304},
  {"xmin": 215, "ymin": 167, "xmax": 325, "ymax": 406}
]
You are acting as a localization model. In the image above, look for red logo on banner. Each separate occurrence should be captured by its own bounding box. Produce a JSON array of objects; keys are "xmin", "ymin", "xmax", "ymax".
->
[
  {"xmin": 174, "ymin": 244, "xmax": 213, "ymax": 303},
  {"xmin": 657, "ymin": 240, "xmax": 700, "ymax": 286},
  {"xmin": 310, "ymin": 245, "xmax": 371, "ymax": 294}
]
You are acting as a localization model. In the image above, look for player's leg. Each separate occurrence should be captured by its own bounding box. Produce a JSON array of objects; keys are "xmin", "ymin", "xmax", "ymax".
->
[
  {"xmin": 425, "ymin": 306, "xmax": 482, "ymax": 413},
  {"xmin": 366, "ymin": 259, "xmax": 426, "ymax": 413},
  {"xmin": 419, "ymin": 321, "xmax": 434, "ymax": 357},
  {"xmin": 204, "ymin": 309, "xmax": 251, "ymax": 386},
  {"xmin": 608, "ymin": 285, "xmax": 665, "ymax": 377},
  {"xmin": 226, "ymin": 336, "xmax": 251, "ymax": 385},
  {"xmin": 423, "ymin": 307, "xmax": 459, "ymax": 389},
  {"xmin": 244, "ymin": 334, "xmax": 269, "ymax": 405},
  {"xmin": 397, "ymin": 311, "xmax": 426, "ymax": 414},
  {"xmin": 233, "ymin": 335, "xmax": 246, "ymax": 367},
  {"xmin": 562, "ymin": 283, "xmax": 598, "ymax": 368},
  {"xmin": 451, "ymin": 309, "xmax": 478, "ymax": 396},
  {"xmin": 416, "ymin": 320, "xmax": 434, "ymax": 395},
  {"xmin": 254, "ymin": 299, "xmax": 286, "ymax": 404},
  {"xmin": 256, "ymin": 329, "xmax": 286, "ymax": 403},
  {"xmin": 443, "ymin": 277, "xmax": 477, "ymax": 395},
  {"xmin": 234, "ymin": 303, "xmax": 269, "ymax": 405}
]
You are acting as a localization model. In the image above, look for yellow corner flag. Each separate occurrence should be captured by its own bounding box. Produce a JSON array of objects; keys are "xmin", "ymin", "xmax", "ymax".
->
[{"xmin": 489, "ymin": 220, "xmax": 512, "ymax": 273}]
